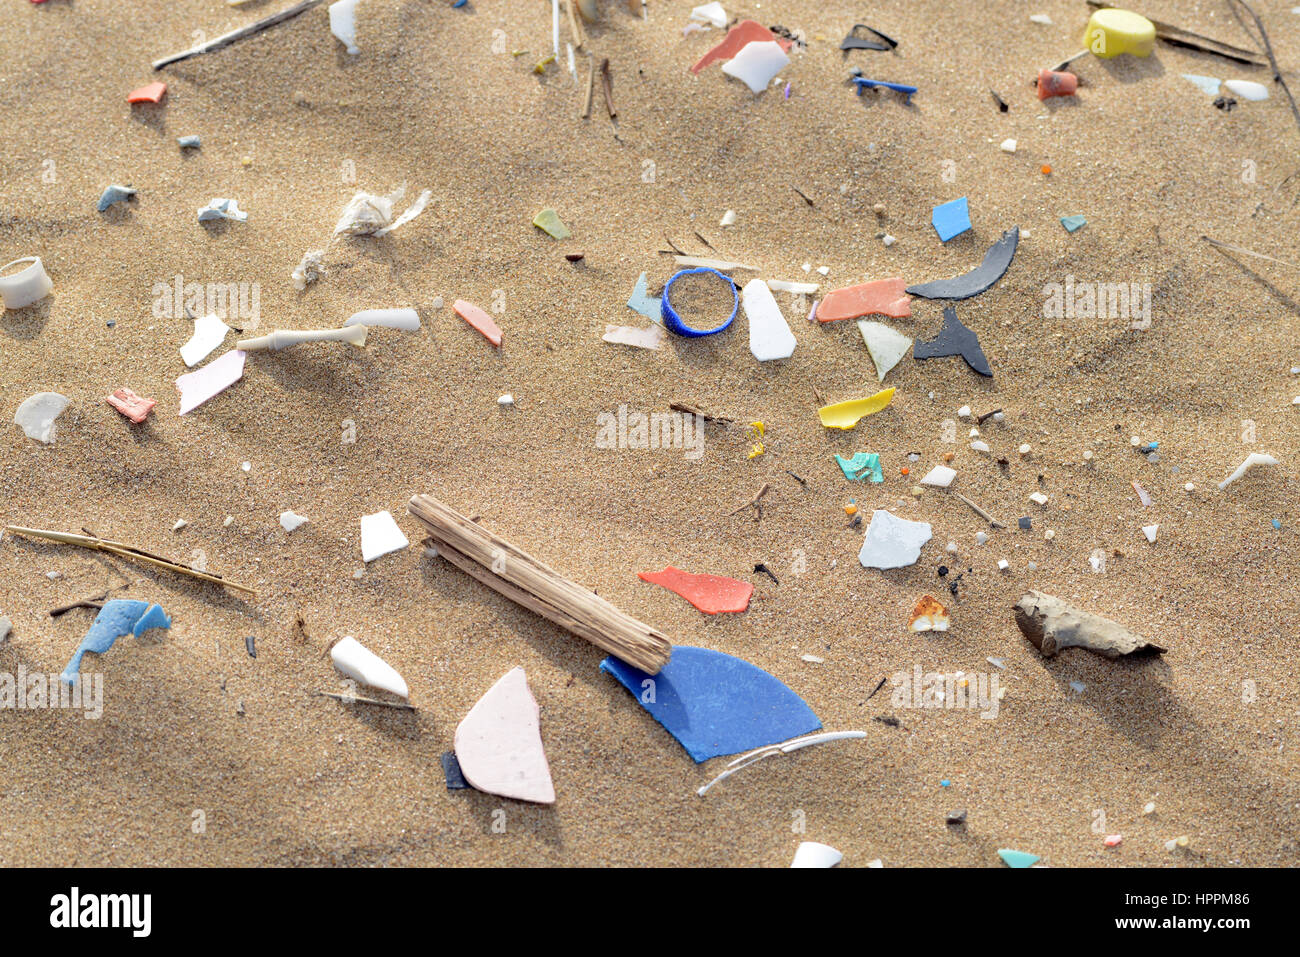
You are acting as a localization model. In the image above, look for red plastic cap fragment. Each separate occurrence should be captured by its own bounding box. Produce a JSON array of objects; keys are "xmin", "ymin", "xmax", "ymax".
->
[
  {"xmin": 105, "ymin": 387, "xmax": 156, "ymax": 424},
  {"xmin": 691, "ymin": 20, "xmax": 793, "ymax": 75},
  {"xmin": 453, "ymin": 299, "xmax": 503, "ymax": 347},
  {"xmin": 127, "ymin": 82, "xmax": 167, "ymax": 104},
  {"xmin": 638, "ymin": 566, "xmax": 753, "ymax": 614},
  {"xmin": 1037, "ymin": 69, "xmax": 1078, "ymax": 100}
]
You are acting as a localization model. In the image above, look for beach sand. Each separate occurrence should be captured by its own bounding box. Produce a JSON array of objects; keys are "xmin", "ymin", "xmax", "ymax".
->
[{"xmin": 1, "ymin": 0, "xmax": 1298, "ymax": 866}]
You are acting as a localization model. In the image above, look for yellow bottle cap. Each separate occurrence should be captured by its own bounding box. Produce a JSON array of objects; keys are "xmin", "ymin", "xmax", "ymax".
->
[{"xmin": 1083, "ymin": 8, "xmax": 1156, "ymax": 59}]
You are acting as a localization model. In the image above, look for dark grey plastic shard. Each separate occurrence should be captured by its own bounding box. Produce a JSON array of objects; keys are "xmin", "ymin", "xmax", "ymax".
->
[
  {"xmin": 913, "ymin": 307, "xmax": 992, "ymax": 377},
  {"xmin": 907, "ymin": 227, "xmax": 1020, "ymax": 300},
  {"xmin": 441, "ymin": 751, "xmax": 471, "ymax": 790}
]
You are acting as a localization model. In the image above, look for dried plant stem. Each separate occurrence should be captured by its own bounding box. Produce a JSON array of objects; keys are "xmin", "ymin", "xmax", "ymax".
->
[
  {"xmin": 581, "ymin": 54, "xmax": 596, "ymax": 119},
  {"xmin": 317, "ymin": 691, "xmax": 417, "ymax": 711},
  {"xmin": 408, "ymin": 494, "xmax": 672, "ymax": 673},
  {"xmin": 951, "ymin": 493, "xmax": 1006, "ymax": 529},
  {"xmin": 152, "ymin": 0, "xmax": 325, "ymax": 70}
]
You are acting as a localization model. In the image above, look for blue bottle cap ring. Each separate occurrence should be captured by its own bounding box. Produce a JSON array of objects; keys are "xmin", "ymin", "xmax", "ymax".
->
[{"xmin": 660, "ymin": 267, "xmax": 739, "ymax": 337}]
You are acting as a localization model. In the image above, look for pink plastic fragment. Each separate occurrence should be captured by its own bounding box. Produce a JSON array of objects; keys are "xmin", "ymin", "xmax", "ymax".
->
[
  {"xmin": 176, "ymin": 350, "xmax": 246, "ymax": 414},
  {"xmin": 453, "ymin": 299, "xmax": 503, "ymax": 347},
  {"xmin": 817, "ymin": 277, "xmax": 911, "ymax": 322},
  {"xmin": 1104, "ymin": 834, "xmax": 1123, "ymax": 847},
  {"xmin": 638, "ymin": 566, "xmax": 753, "ymax": 614},
  {"xmin": 127, "ymin": 82, "xmax": 167, "ymax": 104},
  {"xmin": 1132, "ymin": 481, "xmax": 1151, "ymax": 507},
  {"xmin": 690, "ymin": 20, "xmax": 792, "ymax": 75},
  {"xmin": 105, "ymin": 388, "xmax": 156, "ymax": 424},
  {"xmin": 1037, "ymin": 69, "xmax": 1078, "ymax": 100}
]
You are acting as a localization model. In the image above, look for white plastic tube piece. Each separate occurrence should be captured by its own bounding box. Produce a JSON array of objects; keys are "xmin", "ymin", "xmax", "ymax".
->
[
  {"xmin": 343, "ymin": 308, "xmax": 420, "ymax": 330},
  {"xmin": 329, "ymin": 0, "xmax": 360, "ymax": 55},
  {"xmin": 236, "ymin": 326, "xmax": 367, "ymax": 350},
  {"xmin": 0, "ymin": 257, "xmax": 54, "ymax": 309}
]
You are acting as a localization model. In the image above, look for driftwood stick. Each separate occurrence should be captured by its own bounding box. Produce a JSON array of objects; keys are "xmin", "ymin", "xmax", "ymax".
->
[
  {"xmin": 408, "ymin": 494, "xmax": 672, "ymax": 673},
  {"xmin": 152, "ymin": 0, "xmax": 325, "ymax": 70}
]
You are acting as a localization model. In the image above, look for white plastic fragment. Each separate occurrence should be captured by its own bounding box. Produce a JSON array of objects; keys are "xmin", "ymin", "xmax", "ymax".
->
[
  {"xmin": 742, "ymin": 278, "xmax": 797, "ymax": 361},
  {"xmin": 998, "ymin": 558, "xmax": 1010, "ymax": 571},
  {"xmin": 858, "ymin": 321, "xmax": 912, "ymax": 382},
  {"xmin": 603, "ymin": 324, "xmax": 665, "ymax": 350},
  {"xmin": 722, "ymin": 40, "xmax": 790, "ymax": 94},
  {"xmin": 1219, "ymin": 452, "xmax": 1279, "ymax": 489},
  {"xmin": 13, "ymin": 392, "xmax": 69, "ymax": 443},
  {"xmin": 690, "ymin": 2, "xmax": 727, "ymax": 28},
  {"xmin": 334, "ymin": 186, "xmax": 432, "ymax": 237},
  {"xmin": 280, "ymin": 510, "xmax": 309, "ymax": 533},
  {"xmin": 0, "ymin": 257, "xmax": 54, "ymax": 309},
  {"xmin": 766, "ymin": 279, "xmax": 819, "ymax": 294},
  {"xmin": 800, "ymin": 654, "xmax": 825, "ymax": 664},
  {"xmin": 197, "ymin": 198, "xmax": 247, "ymax": 223},
  {"xmin": 176, "ymin": 350, "xmax": 246, "ymax": 414},
  {"xmin": 1225, "ymin": 79, "xmax": 1269, "ymax": 101},
  {"xmin": 920, "ymin": 465, "xmax": 956, "ymax": 488},
  {"xmin": 719, "ymin": 209, "xmax": 736, "ymax": 227},
  {"xmin": 1142, "ymin": 524, "xmax": 1158, "ymax": 543},
  {"xmin": 498, "ymin": 394, "xmax": 514, "ymax": 406},
  {"xmin": 330, "ymin": 636, "xmax": 409, "ymax": 699},
  {"xmin": 1000, "ymin": 138, "xmax": 1018, "ymax": 153},
  {"xmin": 791, "ymin": 841, "xmax": 843, "ymax": 868},
  {"xmin": 343, "ymin": 308, "xmax": 421, "ymax": 330},
  {"xmin": 236, "ymin": 326, "xmax": 367, "ymax": 350},
  {"xmin": 882, "ymin": 234, "xmax": 896, "ymax": 247},
  {"xmin": 172, "ymin": 519, "xmax": 187, "ymax": 531},
  {"xmin": 971, "ymin": 440, "xmax": 991, "ymax": 453},
  {"xmin": 180, "ymin": 313, "xmax": 231, "ymax": 367},
  {"xmin": 360, "ymin": 510, "xmax": 409, "ymax": 562},
  {"xmin": 859, "ymin": 510, "xmax": 932, "ymax": 569},
  {"xmin": 1029, "ymin": 492, "xmax": 1048, "ymax": 505},
  {"xmin": 291, "ymin": 250, "xmax": 325, "ymax": 290},
  {"xmin": 958, "ymin": 405, "xmax": 972, "ymax": 419},
  {"xmin": 1029, "ymin": 14, "xmax": 1053, "ymax": 25},
  {"xmin": 329, "ymin": 0, "xmax": 361, "ymax": 55},
  {"xmin": 976, "ymin": 531, "xmax": 988, "ymax": 545}
]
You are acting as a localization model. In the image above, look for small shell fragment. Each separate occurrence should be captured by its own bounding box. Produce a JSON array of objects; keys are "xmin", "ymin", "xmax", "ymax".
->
[{"xmin": 909, "ymin": 595, "xmax": 950, "ymax": 632}]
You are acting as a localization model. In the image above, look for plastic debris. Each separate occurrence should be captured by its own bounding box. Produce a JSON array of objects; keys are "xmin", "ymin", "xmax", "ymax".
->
[
  {"xmin": 453, "ymin": 666, "xmax": 555, "ymax": 804},
  {"xmin": 930, "ymin": 197, "xmax": 972, "ymax": 242},
  {"xmin": 697, "ymin": 730, "xmax": 866, "ymax": 796},
  {"xmin": 60, "ymin": 599, "xmax": 170, "ymax": 685},
  {"xmin": 1015, "ymin": 591, "xmax": 1165, "ymax": 659},
  {"xmin": 909, "ymin": 595, "xmax": 950, "ymax": 632},
  {"xmin": 818, "ymin": 387, "xmax": 896, "ymax": 429},
  {"xmin": 836, "ymin": 451, "xmax": 883, "ymax": 483},
  {"xmin": 689, "ymin": 2, "xmax": 727, "ymax": 29},
  {"xmin": 722, "ymin": 40, "xmax": 790, "ymax": 94},
  {"xmin": 453, "ymin": 299, "xmax": 503, "ymax": 347},
  {"xmin": 1132, "ymin": 480, "xmax": 1151, "ymax": 506},
  {"xmin": 1104, "ymin": 834, "xmax": 1123, "ymax": 847},
  {"xmin": 14, "ymin": 392, "xmax": 70, "ymax": 443},
  {"xmin": 97, "ymin": 184, "xmax": 136, "ymax": 212},
  {"xmin": 291, "ymin": 250, "xmax": 325, "ymax": 290},
  {"xmin": 1083, "ymin": 8, "xmax": 1155, "ymax": 59},
  {"xmin": 1225, "ymin": 79, "xmax": 1269, "ymax": 101},
  {"xmin": 0, "ymin": 256, "xmax": 54, "ymax": 309},
  {"xmin": 236, "ymin": 326, "xmax": 366, "ymax": 350},
  {"xmin": 626, "ymin": 271, "xmax": 662, "ymax": 320},
  {"xmin": 840, "ymin": 23, "xmax": 898, "ymax": 52},
  {"xmin": 1029, "ymin": 13, "xmax": 1053, "ymax": 25},
  {"xmin": 691, "ymin": 21, "xmax": 791, "ymax": 75},
  {"xmin": 343, "ymin": 308, "xmax": 420, "ymax": 330},
  {"xmin": 333, "ymin": 186, "xmax": 431, "ymax": 237},
  {"xmin": 1060, "ymin": 214, "xmax": 1087, "ymax": 233},
  {"xmin": 197, "ymin": 198, "xmax": 248, "ymax": 223},
  {"xmin": 766, "ymin": 279, "xmax": 818, "ymax": 294},
  {"xmin": 1000, "ymin": 138, "xmax": 1017, "ymax": 153},
  {"xmin": 180, "ymin": 313, "xmax": 231, "ymax": 367},
  {"xmin": 852, "ymin": 77, "xmax": 918, "ymax": 100},
  {"xmin": 858, "ymin": 510, "xmax": 932, "ymax": 569},
  {"xmin": 330, "ymin": 636, "xmax": 409, "ymax": 698},
  {"xmin": 280, "ymin": 510, "xmax": 309, "ymax": 533},
  {"xmin": 105, "ymin": 388, "xmax": 155, "ymax": 424},
  {"xmin": 360, "ymin": 510, "xmax": 409, "ymax": 563},
  {"xmin": 913, "ymin": 307, "xmax": 992, "ymax": 377},
  {"xmin": 638, "ymin": 566, "xmax": 752, "ymax": 614},
  {"xmin": 671, "ymin": 255, "xmax": 758, "ymax": 272},
  {"xmin": 329, "ymin": 0, "xmax": 360, "ymax": 54},
  {"xmin": 603, "ymin": 323, "xmax": 664, "ymax": 350},
  {"xmin": 599, "ymin": 646, "xmax": 822, "ymax": 762},
  {"xmin": 177, "ymin": 135, "xmax": 201, "ymax": 149},
  {"xmin": 998, "ymin": 848, "xmax": 1040, "ymax": 868},
  {"xmin": 907, "ymin": 227, "xmax": 1019, "ymax": 300},
  {"xmin": 1142, "ymin": 524, "xmax": 1159, "ymax": 543},
  {"xmin": 858, "ymin": 321, "xmax": 912, "ymax": 381},
  {"xmin": 719, "ymin": 209, "xmax": 736, "ymax": 227},
  {"xmin": 126, "ymin": 81, "xmax": 167, "ymax": 104},
  {"xmin": 176, "ymin": 350, "xmax": 246, "ymax": 414},
  {"xmin": 1219, "ymin": 452, "xmax": 1279, "ymax": 489},
  {"xmin": 1037, "ymin": 69, "xmax": 1079, "ymax": 100},
  {"xmin": 920, "ymin": 465, "xmax": 956, "ymax": 487},
  {"xmin": 791, "ymin": 842, "xmax": 843, "ymax": 868},
  {"xmin": 1181, "ymin": 74, "xmax": 1222, "ymax": 95},
  {"xmin": 441, "ymin": 751, "xmax": 471, "ymax": 790},
  {"xmin": 818, "ymin": 277, "xmax": 911, "ymax": 321},
  {"xmin": 742, "ymin": 278, "xmax": 797, "ymax": 361},
  {"xmin": 532, "ymin": 207, "xmax": 571, "ymax": 239},
  {"xmin": 660, "ymin": 266, "xmax": 740, "ymax": 336}
]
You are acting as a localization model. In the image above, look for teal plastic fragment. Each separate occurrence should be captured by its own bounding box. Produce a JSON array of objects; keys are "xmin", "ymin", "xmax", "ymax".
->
[
  {"xmin": 626, "ymin": 272, "xmax": 662, "ymax": 320},
  {"xmin": 1180, "ymin": 75, "xmax": 1221, "ymax": 96},
  {"xmin": 1060, "ymin": 215, "xmax": 1087, "ymax": 233},
  {"xmin": 835, "ymin": 452, "xmax": 883, "ymax": 482},
  {"xmin": 998, "ymin": 848, "xmax": 1040, "ymax": 868}
]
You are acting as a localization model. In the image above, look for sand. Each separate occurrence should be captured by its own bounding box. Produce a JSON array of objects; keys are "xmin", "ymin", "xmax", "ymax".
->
[{"xmin": 1, "ymin": 0, "xmax": 1298, "ymax": 867}]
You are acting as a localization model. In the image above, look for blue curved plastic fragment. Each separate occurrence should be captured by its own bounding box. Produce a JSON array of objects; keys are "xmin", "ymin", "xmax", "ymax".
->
[
  {"xmin": 852, "ymin": 77, "xmax": 917, "ymax": 100},
  {"xmin": 60, "ymin": 599, "xmax": 171, "ymax": 685},
  {"xmin": 600, "ymin": 646, "xmax": 822, "ymax": 763}
]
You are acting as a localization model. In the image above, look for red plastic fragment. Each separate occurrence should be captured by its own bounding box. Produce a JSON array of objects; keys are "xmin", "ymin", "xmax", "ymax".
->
[
  {"xmin": 105, "ymin": 387, "xmax": 156, "ymax": 424},
  {"xmin": 817, "ymin": 277, "xmax": 911, "ymax": 322},
  {"xmin": 1037, "ymin": 69, "xmax": 1078, "ymax": 100},
  {"xmin": 453, "ymin": 299, "xmax": 503, "ymax": 347},
  {"xmin": 127, "ymin": 82, "xmax": 167, "ymax": 104},
  {"xmin": 690, "ymin": 20, "xmax": 793, "ymax": 75},
  {"xmin": 638, "ymin": 566, "xmax": 753, "ymax": 614}
]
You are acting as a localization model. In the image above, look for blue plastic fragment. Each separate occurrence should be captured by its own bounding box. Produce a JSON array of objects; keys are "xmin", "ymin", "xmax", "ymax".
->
[
  {"xmin": 940, "ymin": 778, "xmax": 952, "ymax": 787},
  {"xmin": 599, "ymin": 646, "xmax": 822, "ymax": 763},
  {"xmin": 1060, "ymin": 214, "xmax": 1087, "ymax": 233},
  {"xmin": 626, "ymin": 271, "xmax": 662, "ymax": 321},
  {"xmin": 931, "ymin": 197, "xmax": 972, "ymax": 242},
  {"xmin": 177, "ymin": 135, "xmax": 202, "ymax": 149},
  {"xmin": 852, "ymin": 77, "xmax": 917, "ymax": 100},
  {"xmin": 836, "ymin": 451, "xmax": 883, "ymax": 482},
  {"xmin": 97, "ymin": 184, "xmax": 136, "ymax": 212},
  {"xmin": 453, "ymin": 0, "xmax": 468, "ymax": 6},
  {"xmin": 1272, "ymin": 518, "xmax": 1282, "ymax": 530},
  {"xmin": 60, "ymin": 599, "xmax": 171, "ymax": 685},
  {"xmin": 998, "ymin": 848, "xmax": 1040, "ymax": 868},
  {"xmin": 660, "ymin": 267, "xmax": 739, "ymax": 338}
]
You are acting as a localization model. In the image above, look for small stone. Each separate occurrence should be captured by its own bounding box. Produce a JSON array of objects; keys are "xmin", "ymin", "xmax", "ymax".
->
[
  {"xmin": 971, "ymin": 440, "xmax": 990, "ymax": 453},
  {"xmin": 958, "ymin": 405, "xmax": 972, "ymax": 419},
  {"xmin": 1083, "ymin": 450, "xmax": 1094, "ymax": 461},
  {"xmin": 997, "ymin": 558, "xmax": 1009, "ymax": 571},
  {"xmin": 1029, "ymin": 492, "xmax": 1048, "ymax": 505},
  {"xmin": 1044, "ymin": 529, "xmax": 1055, "ymax": 541},
  {"xmin": 976, "ymin": 531, "xmax": 988, "ymax": 545},
  {"xmin": 946, "ymin": 809, "xmax": 967, "ymax": 826},
  {"xmin": 1000, "ymin": 138, "xmax": 1017, "ymax": 153},
  {"xmin": 1018, "ymin": 443, "xmax": 1031, "ymax": 456},
  {"xmin": 1184, "ymin": 482, "xmax": 1195, "ymax": 492}
]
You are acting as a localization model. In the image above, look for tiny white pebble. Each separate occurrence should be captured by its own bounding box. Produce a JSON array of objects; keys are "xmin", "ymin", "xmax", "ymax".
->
[
  {"xmin": 1083, "ymin": 450, "xmax": 1094, "ymax": 461},
  {"xmin": 817, "ymin": 265, "xmax": 830, "ymax": 276},
  {"xmin": 1019, "ymin": 443, "xmax": 1031, "ymax": 455},
  {"xmin": 498, "ymin": 394, "xmax": 515, "ymax": 406},
  {"xmin": 882, "ymin": 234, "xmax": 896, "ymax": 246},
  {"xmin": 800, "ymin": 654, "xmax": 825, "ymax": 664},
  {"xmin": 1129, "ymin": 436, "xmax": 1141, "ymax": 447},
  {"xmin": 1044, "ymin": 529, "xmax": 1055, "ymax": 541},
  {"xmin": 992, "ymin": 411, "xmax": 1005, "ymax": 422},
  {"xmin": 1029, "ymin": 492, "xmax": 1048, "ymax": 505},
  {"xmin": 997, "ymin": 558, "xmax": 1010, "ymax": 571},
  {"xmin": 223, "ymin": 515, "xmax": 233, "ymax": 527},
  {"xmin": 1000, "ymin": 138, "xmax": 1018, "ymax": 153},
  {"xmin": 1184, "ymin": 482, "xmax": 1195, "ymax": 492},
  {"xmin": 958, "ymin": 405, "xmax": 972, "ymax": 419},
  {"xmin": 971, "ymin": 440, "xmax": 990, "ymax": 453},
  {"xmin": 173, "ymin": 519, "xmax": 188, "ymax": 531},
  {"xmin": 241, "ymin": 461, "xmax": 251, "ymax": 472},
  {"xmin": 945, "ymin": 541, "xmax": 958, "ymax": 553},
  {"xmin": 976, "ymin": 531, "xmax": 988, "ymax": 545}
]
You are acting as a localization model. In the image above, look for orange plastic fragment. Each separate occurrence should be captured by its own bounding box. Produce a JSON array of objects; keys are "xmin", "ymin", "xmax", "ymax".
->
[
  {"xmin": 127, "ymin": 82, "xmax": 167, "ymax": 104},
  {"xmin": 844, "ymin": 503, "xmax": 858, "ymax": 515},
  {"xmin": 1040, "ymin": 164, "xmax": 1052, "ymax": 175},
  {"xmin": 638, "ymin": 566, "xmax": 753, "ymax": 614},
  {"xmin": 817, "ymin": 277, "xmax": 911, "ymax": 322},
  {"xmin": 1036, "ymin": 69, "xmax": 1077, "ymax": 100},
  {"xmin": 453, "ymin": 299, "xmax": 503, "ymax": 347},
  {"xmin": 105, "ymin": 387, "xmax": 156, "ymax": 424},
  {"xmin": 690, "ymin": 20, "xmax": 793, "ymax": 75}
]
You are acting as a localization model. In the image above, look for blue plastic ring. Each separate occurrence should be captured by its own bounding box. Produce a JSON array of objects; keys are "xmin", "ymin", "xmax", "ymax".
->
[{"xmin": 660, "ymin": 267, "xmax": 739, "ymax": 337}]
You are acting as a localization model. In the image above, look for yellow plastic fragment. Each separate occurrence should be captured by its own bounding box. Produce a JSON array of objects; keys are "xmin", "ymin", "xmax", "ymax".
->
[
  {"xmin": 749, "ymin": 421, "xmax": 766, "ymax": 437},
  {"xmin": 817, "ymin": 387, "xmax": 896, "ymax": 429},
  {"xmin": 1083, "ymin": 9, "xmax": 1155, "ymax": 59},
  {"xmin": 532, "ymin": 207, "xmax": 570, "ymax": 239},
  {"xmin": 534, "ymin": 54, "xmax": 556, "ymax": 74},
  {"xmin": 747, "ymin": 442, "xmax": 765, "ymax": 459}
]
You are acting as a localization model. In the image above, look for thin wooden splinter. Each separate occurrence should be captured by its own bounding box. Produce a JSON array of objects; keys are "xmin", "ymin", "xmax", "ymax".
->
[
  {"xmin": 599, "ymin": 58, "xmax": 616, "ymax": 119},
  {"xmin": 581, "ymin": 54, "xmax": 596, "ymax": 118},
  {"xmin": 951, "ymin": 492, "xmax": 1006, "ymax": 529},
  {"xmin": 317, "ymin": 691, "xmax": 417, "ymax": 711},
  {"xmin": 728, "ymin": 483, "xmax": 770, "ymax": 519},
  {"xmin": 152, "ymin": 0, "xmax": 326, "ymax": 70}
]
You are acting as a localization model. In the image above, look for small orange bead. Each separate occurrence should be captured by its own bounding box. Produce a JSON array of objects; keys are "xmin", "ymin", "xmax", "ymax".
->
[
  {"xmin": 844, "ymin": 503, "xmax": 858, "ymax": 515},
  {"xmin": 900, "ymin": 467, "xmax": 910, "ymax": 475},
  {"xmin": 1041, "ymin": 164, "xmax": 1052, "ymax": 175}
]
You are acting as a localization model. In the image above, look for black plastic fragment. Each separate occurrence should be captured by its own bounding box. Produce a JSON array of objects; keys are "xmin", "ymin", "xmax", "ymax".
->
[
  {"xmin": 913, "ymin": 307, "xmax": 993, "ymax": 377},
  {"xmin": 245, "ymin": 635, "xmax": 257, "ymax": 658},
  {"xmin": 840, "ymin": 23, "xmax": 898, "ymax": 52},
  {"xmin": 1018, "ymin": 516, "xmax": 1032, "ymax": 531},
  {"xmin": 990, "ymin": 88, "xmax": 1009, "ymax": 112},
  {"xmin": 441, "ymin": 751, "xmax": 471, "ymax": 790},
  {"xmin": 907, "ymin": 227, "xmax": 1019, "ymax": 300}
]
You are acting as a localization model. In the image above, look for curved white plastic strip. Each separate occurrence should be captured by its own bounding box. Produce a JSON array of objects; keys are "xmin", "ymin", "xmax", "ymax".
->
[
  {"xmin": 0, "ymin": 257, "xmax": 53, "ymax": 309},
  {"xmin": 330, "ymin": 636, "xmax": 409, "ymax": 699}
]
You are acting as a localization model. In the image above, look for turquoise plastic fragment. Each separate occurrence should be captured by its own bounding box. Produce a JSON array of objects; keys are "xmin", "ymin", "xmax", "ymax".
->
[
  {"xmin": 177, "ymin": 135, "xmax": 202, "ymax": 149},
  {"xmin": 1060, "ymin": 215, "xmax": 1087, "ymax": 233},
  {"xmin": 97, "ymin": 184, "xmax": 136, "ymax": 212},
  {"xmin": 1181, "ymin": 74, "xmax": 1221, "ymax": 96},
  {"xmin": 60, "ymin": 599, "xmax": 171, "ymax": 685},
  {"xmin": 998, "ymin": 848, "xmax": 1040, "ymax": 868},
  {"xmin": 626, "ymin": 271, "xmax": 662, "ymax": 320},
  {"xmin": 835, "ymin": 452, "xmax": 883, "ymax": 482},
  {"xmin": 931, "ymin": 197, "xmax": 971, "ymax": 242}
]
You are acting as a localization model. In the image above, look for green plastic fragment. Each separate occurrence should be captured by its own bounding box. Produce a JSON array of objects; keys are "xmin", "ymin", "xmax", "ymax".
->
[
  {"xmin": 1060, "ymin": 215, "xmax": 1087, "ymax": 233},
  {"xmin": 533, "ymin": 207, "xmax": 571, "ymax": 239},
  {"xmin": 997, "ymin": 848, "xmax": 1040, "ymax": 868},
  {"xmin": 835, "ymin": 452, "xmax": 883, "ymax": 483}
]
